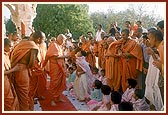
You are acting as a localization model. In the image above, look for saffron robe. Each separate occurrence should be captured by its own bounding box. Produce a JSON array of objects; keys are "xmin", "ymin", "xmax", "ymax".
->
[
  {"xmin": 45, "ymin": 42, "xmax": 66, "ymax": 101},
  {"xmin": 4, "ymin": 51, "xmax": 19, "ymax": 111},
  {"xmin": 10, "ymin": 40, "xmax": 39, "ymax": 110}
]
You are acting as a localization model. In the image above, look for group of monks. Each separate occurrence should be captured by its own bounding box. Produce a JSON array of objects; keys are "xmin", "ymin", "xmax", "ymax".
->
[
  {"xmin": 4, "ymin": 31, "xmax": 47, "ymax": 111},
  {"xmin": 3, "ymin": 20, "xmax": 164, "ymax": 111},
  {"xmin": 75, "ymin": 20, "xmax": 164, "ymax": 110}
]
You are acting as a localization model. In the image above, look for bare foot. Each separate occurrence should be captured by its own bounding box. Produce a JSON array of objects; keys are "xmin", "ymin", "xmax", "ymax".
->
[
  {"xmin": 51, "ymin": 100, "xmax": 57, "ymax": 106},
  {"xmin": 58, "ymin": 98, "xmax": 66, "ymax": 102}
]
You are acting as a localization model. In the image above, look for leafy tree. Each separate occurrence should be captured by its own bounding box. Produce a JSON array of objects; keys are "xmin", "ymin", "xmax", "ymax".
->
[
  {"xmin": 5, "ymin": 17, "xmax": 17, "ymax": 35},
  {"xmin": 90, "ymin": 12, "xmax": 109, "ymax": 34},
  {"xmin": 90, "ymin": 4, "xmax": 163, "ymax": 34},
  {"xmin": 33, "ymin": 4, "xmax": 94, "ymax": 41}
]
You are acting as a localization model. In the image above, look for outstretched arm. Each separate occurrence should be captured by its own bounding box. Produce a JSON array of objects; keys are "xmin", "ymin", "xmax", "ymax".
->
[{"xmin": 4, "ymin": 64, "xmax": 25, "ymax": 75}]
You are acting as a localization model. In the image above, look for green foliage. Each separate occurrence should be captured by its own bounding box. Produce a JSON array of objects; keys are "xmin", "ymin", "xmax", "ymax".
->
[
  {"xmin": 5, "ymin": 18, "xmax": 17, "ymax": 35},
  {"xmin": 33, "ymin": 4, "xmax": 94, "ymax": 41},
  {"xmin": 90, "ymin": 5, "xmax": 163, "ymax": 34}
]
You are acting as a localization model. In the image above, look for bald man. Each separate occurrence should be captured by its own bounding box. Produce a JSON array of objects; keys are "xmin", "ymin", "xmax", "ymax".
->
[
  {"xmin": 10, "ymin": 31, "xmax": 44, "ymax": 110},
  {"xmin": 43, "ymin": 34, "xmax": 69, "ymax": 106}
]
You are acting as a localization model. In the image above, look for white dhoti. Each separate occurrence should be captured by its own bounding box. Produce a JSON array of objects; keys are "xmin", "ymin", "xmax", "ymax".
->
[
  {"xmin": 145, "ymin": 56, "xmax": 163, "ymax": 110},
  {"xmin": 73, "ymin": 73, "xmax": 88, "ymax": 101}
]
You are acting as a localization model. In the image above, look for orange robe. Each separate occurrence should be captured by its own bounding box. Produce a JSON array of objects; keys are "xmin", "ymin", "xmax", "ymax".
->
[
  {"xmin": 29, "ymin": 60, "xmax": 39, "ymax": 110},
  {"xmin": 29, "ymin": 62, "xmax": 47, "ymax": 110},
  {"xmin": 10, "ymin": 40, "xmax": 39, "ymax": 111},
  {"xmin": 92, "ymin": 42, "xmax": 99, "ymax": 68},
  {"xmin": 29, "ymin": 42, "xmax": 47, "ymax": 110},
  {"xmin": 68, "ymin": 51, "xmax": 76, "ymax": 63},
  {"xmin": 45, "ymin": 42, "xmax": 66, "ymax": 101},
  {"xmin": 4, "ymin": 52, "xmax": 19, "ymax": 111},
  {"xmin": 120, "ymin": 39, "xmax": 143, "ymax": 91},
  {"xmin": 82, "ymin": 41, "xmax": 96, "ymax": 68},
  {"xmin": 105, "ymin": 41, "xmax": 122, "ymax": 91},
  {"xmin": 101, "ymin": 48, "xmax": 107, "ymax": 70},
  {"xmin": 37, "ymin": 42, "xmax": 47, "ymax": 96},
  {"xmin": 88, "ymin": 44, "xmax": 96, "ymax": 68},
  {"xmin": 98, "ymin": 40, "xmax": 104, "ymax": 68},
  {"xmin": 92, "ymin": 42, "xmax": 98, "ymax": 56}
]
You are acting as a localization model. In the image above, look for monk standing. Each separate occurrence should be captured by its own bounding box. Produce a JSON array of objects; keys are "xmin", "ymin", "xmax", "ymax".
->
[
  {"xmin": 80, "ymin": 35, "xmax": 93, "ymax": 67},
  {"xmin": 4, "ymin": 38, "xmax": 24, "ymax": 111},
  {"xmin": 105, "ymin": 37, "xmax": 121, "ymax": 90},
  {"xmin": 28, "ymin": 32, "xmax": 47, "ymax": 110},
  {"xmin": 43, "ymin": 34, "xmax": 69, "ymax": 106},
  {"xmin": 36, "ymin": 38, "xmax": 48, "ymax": 98},
  {"xmin": 10, "ymin": 31, "xmax": 44, "ymax": 111},
  {"xmin": 97, "ymin": 33, "xmax": 107, "ymax": 69},
  {"xmin": 119, "ymin": 29, "xmax": 143, "ymax": 91}
]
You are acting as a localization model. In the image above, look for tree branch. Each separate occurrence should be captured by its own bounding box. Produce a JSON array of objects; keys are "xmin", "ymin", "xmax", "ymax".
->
[{"xmin": 4, "ymin": 4, "xmax": 16, "ymax": 16}]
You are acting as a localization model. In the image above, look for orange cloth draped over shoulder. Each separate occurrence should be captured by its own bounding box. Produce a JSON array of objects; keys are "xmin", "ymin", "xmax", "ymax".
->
[
  {"xmin": 81, "ymin": 41, "xmax": 90, "ymax": 52},
  {"xmin": 10, "ymin": 41, "xmax": 39, "ymax": 68},
  {"xmin": 29, "ymin": 42, "xmax": 47, "ymax": 110},
  {"xmin": 105, "ymin": 41, "xmax": 122, "ymax": 91},
  {"xmin": 120, "ymin": 39, "xmax": 143, "ymax": 91},
  {"xmin": 4, "ymin": 52, "xmax": 19, "ymax": 111},
  {"xmin": 45, "ymin": 42, "xmax": 66, "ymax": 101},
  {"xmin": 10, "ymin": 40, "xmax": 39, "ymax": 111},
  {"xmin": 81, "ymin": 41, "xmax": 96, "ymax": 68}
]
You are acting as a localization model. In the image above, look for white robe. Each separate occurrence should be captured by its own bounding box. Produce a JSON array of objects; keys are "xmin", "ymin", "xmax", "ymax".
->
[
  {"xmin": 73, "ymin": 56, "xmax": 93, "ymax": 100},
  {"xmin": 145, "ymin": 56, "xmax": 163, "ymax": 111},
  {"xmin": 73, "ymin": 73, "xmax": 88, "ymax": 100},
  {"xmin": 95, "ymin": 29, "xmax": 104, "ymax": 42}
]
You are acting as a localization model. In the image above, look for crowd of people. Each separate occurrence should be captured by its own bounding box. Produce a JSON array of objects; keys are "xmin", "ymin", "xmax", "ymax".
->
[{"xmin": 4, "ymin": 20, "xmax": 164, "ymax": 111}]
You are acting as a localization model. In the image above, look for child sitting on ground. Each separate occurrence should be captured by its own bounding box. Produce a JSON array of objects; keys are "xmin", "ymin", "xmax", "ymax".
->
[
  {"xmin": 110, "ymin": 91, "xmax": 122, "ymax": 111},
  {"xmin": 121, "ymin": 78, "xmax": 137, "ymax": 103},
  {"xmin": 98, "ymin": 69, "xmax": 107, "ymax": 85},
  {"xmin": 87, "ymin": 80, "xmax": 103, "ymax": 110},
  {"xmin": 132, "ymin": 89, "xmax": 150, "ymax": 111},
  {"xmin": 92, "ymin": 67, "xmax": 100, "ymax": 80},
  {"xmin": 92, "ymin": 85, "xmax": 112, "ymax": 111},
  {"xmin": 66, "ymin": 67, "xmax": 76, "ymax": 91}
]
